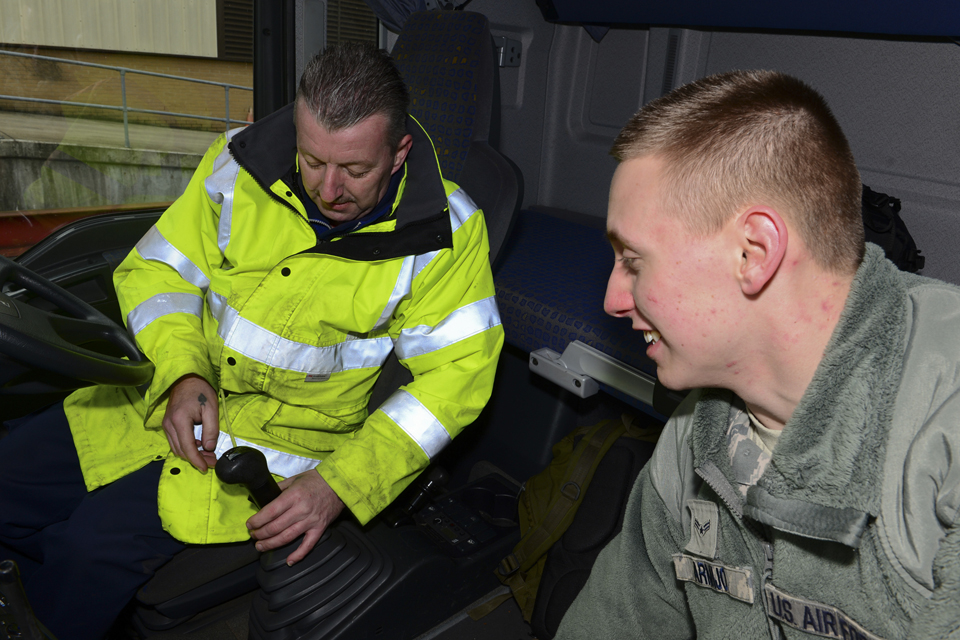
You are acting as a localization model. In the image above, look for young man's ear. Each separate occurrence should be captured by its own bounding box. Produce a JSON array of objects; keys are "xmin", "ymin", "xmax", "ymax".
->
[{"xmin": 737, "ymin": 207, "xmax": 788, "ymax": 296}]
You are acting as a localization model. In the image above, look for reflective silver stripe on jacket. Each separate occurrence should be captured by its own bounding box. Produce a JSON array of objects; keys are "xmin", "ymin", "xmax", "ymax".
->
[
  {"xmin": 378, "ymin": 389, "xmax": 451, "ymax": 459},
  {"xmin": 372, "ymin": 189, "xmax": 481, "ymax": 330},
  {"xmin": 135, "ymin": 226, "xmax": 210, "ymax": 291},
  {"xmin": 204, "ymin": 128, "xmax": 244, "ymax": 255},
  {"xmin": 373, "ymin": 255, "xmax": 416, "ymax": 330},
  {"xmin": 447, "ymin": 188, "xmax": 478, "ymax": 233},
  {"xmin": 412, "ymin": 189, "xmax": 480, "ymax": 281},
  {"xmin": 127, "ymin": 292, "xmax": 203, "ymax": 336},
  {"xmin": 206, "ymin": 290, "xmax": 394, "ymax": 375},
  {"xmin": 395, "ymin": 296, "xmax": 501, "ymax": 360},
  {"xmin": 192, "ymin": 425, "xmax": 319, "ymax": 478}
]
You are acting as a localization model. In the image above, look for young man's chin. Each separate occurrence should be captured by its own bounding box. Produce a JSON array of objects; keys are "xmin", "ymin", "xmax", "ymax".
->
[{"xmin": 653, "ymin": 363, "xmax": 693, "ymax": 394}]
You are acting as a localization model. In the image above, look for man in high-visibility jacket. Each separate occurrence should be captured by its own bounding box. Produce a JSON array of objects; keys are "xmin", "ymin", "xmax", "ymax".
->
[{"xmin": 0, "ymin": 43, "xmax": 504, "ymax": 639}]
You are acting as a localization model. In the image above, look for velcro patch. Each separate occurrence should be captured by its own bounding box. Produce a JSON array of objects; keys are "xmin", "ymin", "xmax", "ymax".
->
[
  {"xmin": 672, "ymin": 553, "xmax": 754, "ymax": 603},
  {"xmin": 684, "ymin": 499, "xmax": 719, "ymax": 558},
  {"xmin": 764, "ymin": 584, "xmax": 886, "ymax": 640}
]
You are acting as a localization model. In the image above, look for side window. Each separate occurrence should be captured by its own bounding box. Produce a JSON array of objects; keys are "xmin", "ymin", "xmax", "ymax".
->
[{"xmin": 0, "ymin": 0, "xmax": 255, "ymax": 257}]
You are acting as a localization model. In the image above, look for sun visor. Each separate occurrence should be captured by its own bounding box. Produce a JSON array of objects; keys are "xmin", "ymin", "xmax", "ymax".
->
[{"xmin": 535, "ymin": 0, "xmax": 960, "ymax": 38}]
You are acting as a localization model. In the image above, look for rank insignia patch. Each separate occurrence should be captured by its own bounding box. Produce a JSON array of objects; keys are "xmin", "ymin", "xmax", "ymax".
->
[{"xmin": 684, "ymin": 499, "xmax": 719, "ymax": 558}]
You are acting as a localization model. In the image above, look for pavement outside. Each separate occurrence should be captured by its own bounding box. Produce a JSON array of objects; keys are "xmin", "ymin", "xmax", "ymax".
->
[
  {"xmin": 0, "ymin": 109, "xmax": 221, "ymax": 246},
  {"xmin": 0, "ymin": 109, "xmax": 221, "ymax": 155}
]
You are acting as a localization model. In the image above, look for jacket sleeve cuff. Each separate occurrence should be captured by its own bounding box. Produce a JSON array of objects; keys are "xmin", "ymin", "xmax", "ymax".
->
[
  {"xmin": 143, "ymin": 356, "xmax": 217, "ymax": 428},
  {"xmin": 317, "ymin": 459, "xmax": 382, "ymax": 525}
]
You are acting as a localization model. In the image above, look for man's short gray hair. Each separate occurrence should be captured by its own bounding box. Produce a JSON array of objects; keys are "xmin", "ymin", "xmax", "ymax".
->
[{"xmin": 296, "ymin": 43, "xmax": 409, "ymax": 149}]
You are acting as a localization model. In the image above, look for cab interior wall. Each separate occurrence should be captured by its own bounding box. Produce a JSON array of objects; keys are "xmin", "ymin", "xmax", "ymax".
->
[
  {"xmin": 468, "ymin": 2, "xmax": 960, "ymax": 285},
  {"xmin": 423, "ymin": 4, "xmax": 960, "ymax": 487}
]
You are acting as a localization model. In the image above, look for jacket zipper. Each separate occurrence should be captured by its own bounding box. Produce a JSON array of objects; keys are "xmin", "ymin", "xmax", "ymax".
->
[
  {"xmin": 698, "ymin": 463, "xmax": 782, "ymax": 639},
  {"xmin": 759, "ymin": 539, "xmax": 781, "ymax": 640}
]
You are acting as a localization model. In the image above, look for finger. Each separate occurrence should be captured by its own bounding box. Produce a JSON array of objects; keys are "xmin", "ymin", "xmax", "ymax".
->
[
  {"xmin": 286, "ymin": 528, "xmax": 323, "ymax": 566},
  {"xmin": 175, "ymin": 419, "xmax": 208, "ymax": 473},
  {"xmin": 254, "ymin": 522, "xmax": 306, "ymax": 553},
  {"xmin": 246, "ymin": 491, "xmax": 294, "ymax": 532},
  {"xmin": 249, "ymin": 507, "xmax": 299, "ymax": 542},
  {"xmin": 199, "ymin": 391, "xmax": 219, "ymax": 451},
  {"xmin": 162, "ymin": 426, "xmax": 179, "ymax": 457},
  {"xmin": 162, "ymin": 421, "xmax": 183, "ymax": 459}
]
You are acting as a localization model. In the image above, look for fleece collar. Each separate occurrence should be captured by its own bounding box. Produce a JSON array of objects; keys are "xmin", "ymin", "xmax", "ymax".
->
[{"xmin": 692, "ymin": 245, "xmax": 908, "ymax": 547}]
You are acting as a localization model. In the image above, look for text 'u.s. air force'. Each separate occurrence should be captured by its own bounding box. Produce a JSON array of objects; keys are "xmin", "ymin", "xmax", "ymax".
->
[{"xmin": 764, "ymin": 584, "xmax": 886, "ymax": 640}]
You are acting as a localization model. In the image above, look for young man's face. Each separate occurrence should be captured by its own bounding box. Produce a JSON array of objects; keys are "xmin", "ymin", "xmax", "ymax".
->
[
  {"xmin": 604, "ymin": 155, "xmax": 743, "ymax": 391},
  {"xmin": 295, "ymin": 104, "xmax": 411, "ymax": 223}
]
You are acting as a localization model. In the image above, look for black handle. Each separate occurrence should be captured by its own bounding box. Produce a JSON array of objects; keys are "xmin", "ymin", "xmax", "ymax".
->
[
  {"xmin": 215, "ymin": 446, "xmax": 282, "ymax": 509},
  {"xmin": 0, "ymin": 560, "xmax": 52, "ymax": 640}
]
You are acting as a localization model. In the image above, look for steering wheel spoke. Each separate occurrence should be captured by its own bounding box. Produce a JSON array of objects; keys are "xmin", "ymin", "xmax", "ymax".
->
[{"xmin": 0, "ymin": 256, "xmax": 154, "ymax": 394}]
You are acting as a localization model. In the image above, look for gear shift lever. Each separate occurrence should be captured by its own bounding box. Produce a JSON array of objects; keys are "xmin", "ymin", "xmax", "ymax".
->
[
  {"xmin": 0, "ymin": 560, "xmax": 51, "ymax": 640},
  {"xmin": 215, "ymin": 447, "xmax": 282, "ymax": 509}
]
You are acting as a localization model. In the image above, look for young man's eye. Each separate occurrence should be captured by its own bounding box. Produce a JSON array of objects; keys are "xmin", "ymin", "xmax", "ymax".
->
[{"xmin": 619, "ymin": 256, "xmax": 640, "ymax": 273}]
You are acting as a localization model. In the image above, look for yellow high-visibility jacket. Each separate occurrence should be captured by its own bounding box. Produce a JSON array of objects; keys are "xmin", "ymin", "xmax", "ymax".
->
[{"xmin": 63, "ymin": 106, "xmax": 504, "ymax": 543}]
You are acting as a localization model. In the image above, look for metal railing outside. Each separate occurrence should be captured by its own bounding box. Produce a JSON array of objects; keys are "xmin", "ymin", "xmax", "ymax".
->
[{"xmin": 0, "ymin": 49, "xmax": 252, "ymax": 148}]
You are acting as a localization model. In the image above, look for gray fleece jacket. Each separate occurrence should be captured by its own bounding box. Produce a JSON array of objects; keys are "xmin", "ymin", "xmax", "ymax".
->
[{"xmin": 556, "ymin": 244, "xmax": 960, "ymax": 640}]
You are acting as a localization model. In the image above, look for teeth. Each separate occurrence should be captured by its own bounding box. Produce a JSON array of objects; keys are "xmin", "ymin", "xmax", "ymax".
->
[{"xmin": 644, "ymin": 330, "xmax": 661, "ymax": 345}]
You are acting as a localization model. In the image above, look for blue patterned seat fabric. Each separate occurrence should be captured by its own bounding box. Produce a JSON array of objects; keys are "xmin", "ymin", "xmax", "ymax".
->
[
  {"xmin": 392, "ymin": 11, "xmax": 491, "ymax": 182},
  {"xmin": 494, "ymin": 207, "xmax": 657, "ymax": 378}
]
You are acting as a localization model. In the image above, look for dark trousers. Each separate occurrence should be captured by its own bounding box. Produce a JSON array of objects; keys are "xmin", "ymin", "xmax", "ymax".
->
[{"xmin": 0, "ymin": 403, "xmax": 185, "ymax": 639}]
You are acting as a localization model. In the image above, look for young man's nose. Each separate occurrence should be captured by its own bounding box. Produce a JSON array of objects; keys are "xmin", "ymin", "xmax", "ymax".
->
[{"xmin": 604, "ymin": 269, "xmax": 633, "ymax": 318}]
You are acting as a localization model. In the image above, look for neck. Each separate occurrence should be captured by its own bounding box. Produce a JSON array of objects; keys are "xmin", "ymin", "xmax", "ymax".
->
[{"xmin": 734, "ymin": 262, "xmax": 854, "ymax": 431}]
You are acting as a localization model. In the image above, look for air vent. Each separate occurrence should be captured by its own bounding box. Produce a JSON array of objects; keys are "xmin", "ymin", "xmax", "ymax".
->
[
  {"xmin": 219, "ymin": 0, "xmax": 254, "ymax": 62},
  {"xmin": 327, "ymin": 0, "xmax": 378, "ymax": 46},
  {"xmin": 661, "ymin": 29, "xmax": 681, "ymax": 96}
]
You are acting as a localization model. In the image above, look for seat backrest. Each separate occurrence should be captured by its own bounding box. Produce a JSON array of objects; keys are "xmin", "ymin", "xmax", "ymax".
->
[
  {"xmin": 391, "ymin": 10, "xmax": 523, "ymax": 271},
  {"xmin": 392, "ymin": 11, "xmax": 497, "ymax": 177},
  {"xmin": 369, "ymin": 11, "xmax": 524, "ymax": 411}
]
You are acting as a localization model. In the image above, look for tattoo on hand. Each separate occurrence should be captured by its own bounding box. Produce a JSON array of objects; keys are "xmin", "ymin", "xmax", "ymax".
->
[{"xmin": 198, "ymin": 393, "xmax": 207, "ymax": 407}]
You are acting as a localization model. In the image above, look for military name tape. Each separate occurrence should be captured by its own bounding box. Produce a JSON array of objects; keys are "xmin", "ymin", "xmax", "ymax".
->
[{"xmin": 672, "ymin": 553, "xmax": 754, "ymax": 603}]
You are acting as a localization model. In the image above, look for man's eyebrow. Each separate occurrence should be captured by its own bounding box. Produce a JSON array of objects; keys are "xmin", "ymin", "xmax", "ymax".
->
[
  {"xmin": 605, "ymin": 230, "xmax": 622, "ymax": 246},
  {"xmin": 299, "ymin": 153, "xmax": 372, "ymax": 169}
]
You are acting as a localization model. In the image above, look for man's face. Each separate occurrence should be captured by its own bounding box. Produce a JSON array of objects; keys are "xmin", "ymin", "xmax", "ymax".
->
[
  {"xmin": 603, "ymin": 155, "xmax": 743, "ymax": 391},
  {"xmin": 295, "ymin": 104, "xmax": 411, "ymax": 223}
]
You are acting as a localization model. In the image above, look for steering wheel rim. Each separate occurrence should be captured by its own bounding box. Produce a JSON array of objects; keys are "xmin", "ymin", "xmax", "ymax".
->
[{"xmin": 0, "ymin": 255, "xmax": 154, "ymax": 393}]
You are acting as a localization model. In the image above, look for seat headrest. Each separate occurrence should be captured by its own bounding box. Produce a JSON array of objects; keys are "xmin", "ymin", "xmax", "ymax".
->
[{"xmin": 392, "ymin": 11, "xmax": 495, "ymax": 182}]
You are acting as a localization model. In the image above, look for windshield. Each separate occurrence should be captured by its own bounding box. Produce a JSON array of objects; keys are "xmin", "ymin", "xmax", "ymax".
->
[{"xmin": 0, "ymin": 0, "xmax": 378, "ymax": 258}]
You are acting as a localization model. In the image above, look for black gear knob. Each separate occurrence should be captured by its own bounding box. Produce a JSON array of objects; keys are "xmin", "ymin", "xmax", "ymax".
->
[{"xmin": 215, "ymin": 446, "xmax": 282, "ymax": 509}]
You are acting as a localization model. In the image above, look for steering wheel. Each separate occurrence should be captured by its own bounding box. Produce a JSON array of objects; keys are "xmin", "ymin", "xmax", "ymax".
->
[{"xmin": 0, "ymin": 255, "xmax": 154, "ymax": 394}]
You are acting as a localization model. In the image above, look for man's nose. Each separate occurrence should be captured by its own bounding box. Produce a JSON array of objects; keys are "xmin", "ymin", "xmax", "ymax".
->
[{"xmin": 319, "ymin": 169, "xmax": 343, "ymax": 202}]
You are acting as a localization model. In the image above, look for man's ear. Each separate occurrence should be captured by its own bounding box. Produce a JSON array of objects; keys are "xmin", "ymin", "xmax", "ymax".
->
[
  {"xmin": 737, "ymin": 207, "xmax": 787, "ymax": 296},
  {"xmin": 391, "ymin": 134, "xmax": 413, "ymax": 174}
]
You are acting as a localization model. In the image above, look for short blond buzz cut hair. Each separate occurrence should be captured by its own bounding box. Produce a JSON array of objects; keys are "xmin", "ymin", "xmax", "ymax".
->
[{"xmin": 612, "ymin": 69, "xmax": 865, "ymax": 275}]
